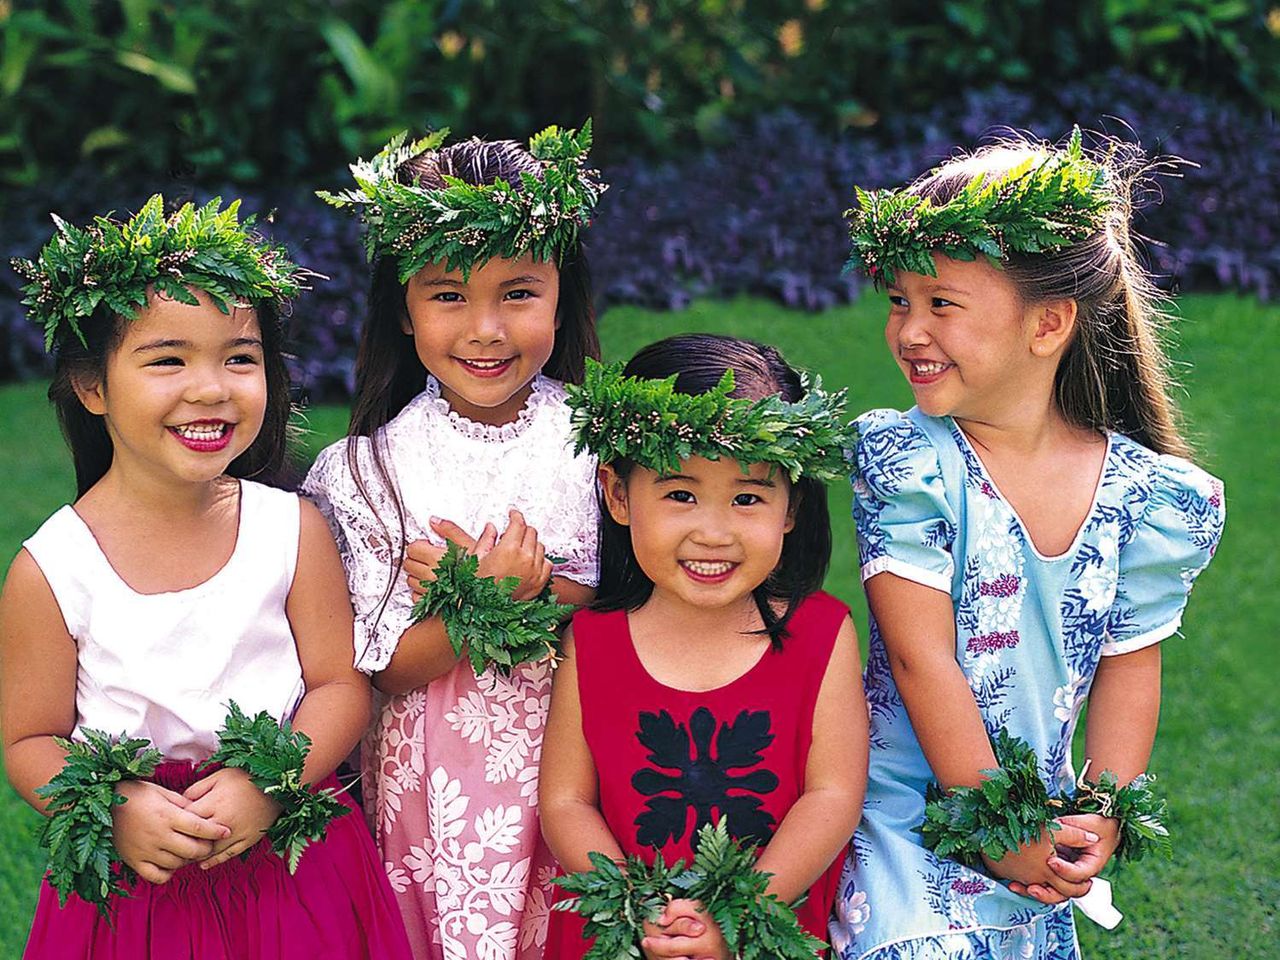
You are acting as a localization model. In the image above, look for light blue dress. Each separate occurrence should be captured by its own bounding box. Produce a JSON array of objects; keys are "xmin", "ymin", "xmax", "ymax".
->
[{"xmin": 831, "ymin": 408, "xmax": 1225, "ymax": 960}]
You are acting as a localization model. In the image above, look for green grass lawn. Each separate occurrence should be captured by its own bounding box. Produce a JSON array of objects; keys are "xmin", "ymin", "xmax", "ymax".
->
[{"xmin": 0, "ymin": 293, "xmax": 1275, "ymax": 956}]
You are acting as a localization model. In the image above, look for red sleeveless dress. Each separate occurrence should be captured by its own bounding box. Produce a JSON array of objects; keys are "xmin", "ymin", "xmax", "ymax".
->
[{"xmin": 544, "ymin": 591, "xmax": 849, "ymax": 958}]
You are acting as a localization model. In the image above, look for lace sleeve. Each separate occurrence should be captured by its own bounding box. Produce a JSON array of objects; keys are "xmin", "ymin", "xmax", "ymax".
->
[
  {"xmin": 300, "ymin": 442, "xmax": 415, "ymax": 674},
  {"xmin": 545, "ymin": 449, "xmax": 601, "ymax": 588}
]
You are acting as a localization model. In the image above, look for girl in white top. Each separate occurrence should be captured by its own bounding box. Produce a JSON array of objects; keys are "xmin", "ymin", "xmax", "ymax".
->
[
  {"xmin": 1, "ymin": 198, "xmax": 411, "ymax": 959},
  {"xmin": 303, "ymin": 129, "xmax": 603, "ymax": 958}
]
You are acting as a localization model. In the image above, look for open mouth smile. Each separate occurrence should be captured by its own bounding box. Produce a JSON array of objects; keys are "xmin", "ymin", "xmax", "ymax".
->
[
  {"xmin": 455, "ymin": 357, "xmax": 516, "ymax": 378},
  {"xmin": 679, "ymin": 559, "xmax": 739, "ymax": 583},
  {"xmin": 168, "ymin": 420, "xmax": 234, "ymax": 452},
  {"xmin": 906, "ymin": 359, "xmax": 954, "ymax": 384}
]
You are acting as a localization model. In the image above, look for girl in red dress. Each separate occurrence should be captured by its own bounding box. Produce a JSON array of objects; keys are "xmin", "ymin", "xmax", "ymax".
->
[{"xmin": 540, "ymin": 334, "xmax": 869, "ymax": 959}]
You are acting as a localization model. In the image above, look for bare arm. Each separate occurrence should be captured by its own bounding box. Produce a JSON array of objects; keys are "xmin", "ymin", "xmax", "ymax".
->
[
  {"xmin": 1083, "ymin": 643, "xmax": 1161, "ymax": 783},
  {"xmin": 286, "ymin": 501, "xmax": 373, "ymax": 783},
  {"xmin": 867, "ymin": 572, "xmax": 996, "ymax": 786},
  {"xmin": 538, "ymin": 628, "xmax": 625, "ymax": 871},
  {"xmin": 0, "ymin": 549, "xmax": 81, "ymax": 811},
  {"xmin": 754, "ymin": 615, "xmax": 868, "ymax": 902}
]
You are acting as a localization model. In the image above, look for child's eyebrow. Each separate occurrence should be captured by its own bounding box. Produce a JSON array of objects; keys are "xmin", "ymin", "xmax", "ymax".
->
[
  {"xmin": 737, "ymin": 477, "xmax": 778, "ymax": 488},
  {"xmin": 419, "ymin": 277, "xmax": 465, "ymax": 288},
  {"xmin": 654, "ymin": 474, "xmax": 697, "ymax": 484},
  {"xmin": 229, "ymin": 336, "xmax": 263, "ymax": 348},
  {"xmin": 133, "ymin": 338, "xmax": 189, "ymax": 353},
  {"xmin": 501, "ymin": 275, "xmax": 544, "ymax": 286}
]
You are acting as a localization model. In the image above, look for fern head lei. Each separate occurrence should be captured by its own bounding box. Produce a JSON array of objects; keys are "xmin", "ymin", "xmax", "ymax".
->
[
  {"xmin": 566, "ymin": 358, "xmax": 857, "ymax": 484},
  {"xmin": 11, "ymin": 194, "xmax": 310, "ymax": 353},
  {"xmin": 845, "ymin": 126, "xmax": 1114, "ymax": 287},
  {"xmin": 317, "ymin": 121, "xmax": 607, "ymax": 283}
]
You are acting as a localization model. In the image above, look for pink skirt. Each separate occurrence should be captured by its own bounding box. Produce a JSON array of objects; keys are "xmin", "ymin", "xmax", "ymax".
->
[{"xmin": 23, "ymin": 760, "xmax": 413, "ymax": 960}]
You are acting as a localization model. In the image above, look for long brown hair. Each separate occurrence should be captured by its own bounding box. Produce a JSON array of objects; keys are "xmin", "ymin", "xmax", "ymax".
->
[
  {"xmin": 911, "ymin": 135, "xmax": 1190, "ymax": 458},
  {"xmin": 342, "ymin": 136, "xmax": 602, "ymax": 623}
]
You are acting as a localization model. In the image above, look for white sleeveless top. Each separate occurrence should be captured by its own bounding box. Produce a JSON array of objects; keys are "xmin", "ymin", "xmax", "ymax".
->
[{"xmin": 23, "ymin": 480, "xmax": 306, "ymax": 761}]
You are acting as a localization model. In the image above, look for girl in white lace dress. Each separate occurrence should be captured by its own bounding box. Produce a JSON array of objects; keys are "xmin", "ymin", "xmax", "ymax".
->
[{"xmin": 303, "ymin": 131, "xmax": 603, "ymax": 960}]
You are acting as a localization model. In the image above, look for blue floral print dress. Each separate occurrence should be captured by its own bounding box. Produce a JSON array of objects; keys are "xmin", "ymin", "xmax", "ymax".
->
[{"xmin": 831, "ymin": 408, "xmax": 1225, "ymax": 960}]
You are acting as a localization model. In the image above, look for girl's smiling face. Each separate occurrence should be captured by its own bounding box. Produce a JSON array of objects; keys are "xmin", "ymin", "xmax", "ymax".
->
[
  {"xmin": 885, "ymin": 254, "xmax": 1048, "ymax": 424},
  {"xmin": 74, "ymin": 289, "xmax": 267, "ymax": 486},
  {"xmin": 601, "ymin": 456, "xmax": 795, "ymax": 613},
  {"xmin": 403, "ymin": 252, "xmax": 560, "ymax": 425}
]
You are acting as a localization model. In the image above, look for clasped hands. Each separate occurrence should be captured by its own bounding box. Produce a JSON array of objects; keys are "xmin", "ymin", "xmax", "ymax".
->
[
  {"xmin": 984, "ymin": 813, "xmax": 1122, "ymax": 905},
  {"xmin": 403, "ymin": 509, "xmax": 553, "ymax": 602},
  {"xmin": 111, "ymin": 767, "xmax": 283, "ymax": 884}
]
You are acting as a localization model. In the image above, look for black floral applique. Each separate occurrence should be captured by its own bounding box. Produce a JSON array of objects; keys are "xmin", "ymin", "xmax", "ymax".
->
[{"xmin": 631, "ymin": 706, "xmax": 779, "ymax": 849}]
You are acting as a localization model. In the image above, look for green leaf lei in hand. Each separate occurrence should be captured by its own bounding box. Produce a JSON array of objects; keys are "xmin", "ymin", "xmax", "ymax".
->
[
  {"xmin": 552, "ymin": 850, "xmax": 679, "ymax": 959},
  {"xmin": 845, "ymin": 126, "xmax": 1111, "ymax": 286},
  {"xmin": 552, "ymin": 819, "xmax": 826, "ymax": 960},
  {"xmin": 410, "ymin": 541, "xmax": 573, "ymax": 677},
  {"xmin": 203, "ymin": 701, "xmax": 350, "ymax": 873},
  {"xmin": 920, "ymin": 728, "xmax": 1171, "ymax": 869},
  {"xmin": 35, "ymin": 729, "xmax": 163, "ymax": 917},
  {"xmin": 566, "ymin": 358, "xmax": 857, "ymax": 483}
]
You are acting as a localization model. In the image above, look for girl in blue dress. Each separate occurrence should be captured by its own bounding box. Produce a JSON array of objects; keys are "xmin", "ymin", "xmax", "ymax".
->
[{"xmin": 832, "ymin": 132, "xmax": 1225, "ymax": 959}]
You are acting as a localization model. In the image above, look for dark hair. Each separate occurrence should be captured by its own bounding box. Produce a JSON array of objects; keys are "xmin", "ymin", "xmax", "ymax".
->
[
  {"xmin": 594, "ymin": 334, "xmax": 832, "ymax": 647},
  {"xmin": 343, "ymin": 136, "xmax": 602, "ymax": 627},
  {"xmin": 911, "ymin": 133, "xmax": 1190, "ymax": 457},
  {"xmin": 48, "ymin": 298, "xmax": 293, "ymax": 499}
]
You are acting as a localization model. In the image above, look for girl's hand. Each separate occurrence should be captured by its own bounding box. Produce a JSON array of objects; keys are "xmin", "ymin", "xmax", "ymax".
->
[
  {"xmin": 432, "ymin": 511, "xmax": 551, "ymax": 601},
  {"xmin": 112, "ymin": 780, "xmax": 230, "ymax": 885},
  {"xmin": 183, "ymin": 767, "xmax": 284, "ymax": 870},
  {"xmin": 403, "ymin": 538, "xmax": 447, "ymax": 599},
  {"xmin": 641, "ymin": 898, "xmax": 730, "ymax": 960},
  {"xmin": 1011, "ymin": 813, "xmax": 1121, "ymax": 902},
  {"xmin": 981, "ymin": 822, "xmax": 1099, "ymax": 904}
]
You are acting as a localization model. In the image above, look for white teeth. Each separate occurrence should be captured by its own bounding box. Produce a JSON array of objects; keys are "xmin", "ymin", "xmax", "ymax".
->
[
  {"xmin": 912, "ymin": 361, "xmax": 949, "ymax": 375},
  {"xmin": 682, "ymin": 560, "xmax": 735, "ymax": 576},
  {"xmin": 462, "ymin": 358, "xmax": 509, "ymax": 369},
  {"xmin": 173, "ymin": 423, "xmax": 227, "ymax": 440}
]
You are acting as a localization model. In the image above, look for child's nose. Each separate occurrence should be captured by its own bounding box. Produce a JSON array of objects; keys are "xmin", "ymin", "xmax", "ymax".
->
[
  {"xmin": 465, "ymin": 306, "xmax": 506, "ymax": 343},
  {"xmin": 896, "ymin": 309, "xmax": 932, "ymax": 348},
  {"xmin": 691, "ymin": 509, "xmax": 736, "ymax": 545},
  {"xmin": 185, "ymin": 367, "xmax": 232, "ymax": 404}
]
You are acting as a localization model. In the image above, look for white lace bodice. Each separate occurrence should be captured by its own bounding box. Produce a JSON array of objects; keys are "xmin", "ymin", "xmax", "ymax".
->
[{"xmin": 301, "ymin": 374, "xmax": 600, "ymax": 674}]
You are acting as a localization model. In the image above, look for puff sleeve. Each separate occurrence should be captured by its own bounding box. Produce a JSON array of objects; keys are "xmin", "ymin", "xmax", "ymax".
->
[
  {"xmin": 851, "ymin": 408, "xmax": 957, "ymax": 594},
  {"xmin": 1102, "ymin": 454, "xmax": 1225, "ymax": 656},
  {"xmin": 300, "ymin": 440, "xmax": 417, "ymax": 674}
]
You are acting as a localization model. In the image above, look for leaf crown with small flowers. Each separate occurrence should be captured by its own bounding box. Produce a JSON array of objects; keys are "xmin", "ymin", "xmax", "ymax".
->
[
  {"xmin": 11, "ymin": 194, "xmax": 310, "ymax": 352},
  {"xmin": 565, "ymin": 358, "xmax": 857, "ymax": 483},
  {"xmin": 845, "ymin": 126, "xmax": 1113, "ymax": 286},
  {"xmin": 317, "ymin": 121, "xmax": 607, "ymax": 283}
]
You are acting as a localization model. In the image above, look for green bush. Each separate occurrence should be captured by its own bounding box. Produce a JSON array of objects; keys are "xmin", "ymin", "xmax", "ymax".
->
[{"xmin": 1, "ymin": 0, "xmax": 1277, "ymax": 186}]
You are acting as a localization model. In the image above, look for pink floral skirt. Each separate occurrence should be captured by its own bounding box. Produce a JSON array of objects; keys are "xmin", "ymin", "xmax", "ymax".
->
[{"xmin": 23, "ymin": 760, "xmax": 412, "ymax": 960}]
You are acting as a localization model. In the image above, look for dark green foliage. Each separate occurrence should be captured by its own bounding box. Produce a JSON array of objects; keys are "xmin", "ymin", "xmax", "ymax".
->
[
  {"xmin": 1, "ymin": 2, "xmax": 1275, "ymax": 187},
  {"xmin": 920, "ymin": 728, "xmax": 1061, "ymax": 867},
  {"xmin": 552, "ymin": 819, "xmax": 824, "ymax": 960},
  {"xmin": 1071, "ymin": 768, "xmax": 1172, "ymax": 864},
  {"xmin": 675, "ymin": 819, "xmax": 826, "ymax": 960},
  {"xmin": 551, "ymin": 850, "xmax": 678, "ymax": 960},
  {"xmin": 10, "ymin": 195, "xmax": 308, "ymax": 351},
  {"xmin": 317, "ymin": 122, "xmax": 605, "ymax": 282},
  {"xmin": 410, "ymin": 541, "xmax": 573, "ymax": 677},
  {"xmin": 921, "ymin": 729, "xmax": 1172, "ymax": 869},
  {"xmin": 566, "ymin": 358, "xmax": 857, "ymax": 483},
  {"xmin": 203, "ymin": 701, "xmax": 349, "ymax": 874},
  {"xmin": 34, "ymin": 729, "xmax": 162, "ymax": 918},
  {"xmin": 846, "ymin": 127, "xmax": 1111, "ymax": 286}
]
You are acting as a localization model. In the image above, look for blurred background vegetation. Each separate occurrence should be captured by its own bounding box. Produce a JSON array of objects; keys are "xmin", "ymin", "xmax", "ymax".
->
[{"xmin": 1, "ymin": 0, "xmax": 1278, "ymax": 185}]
